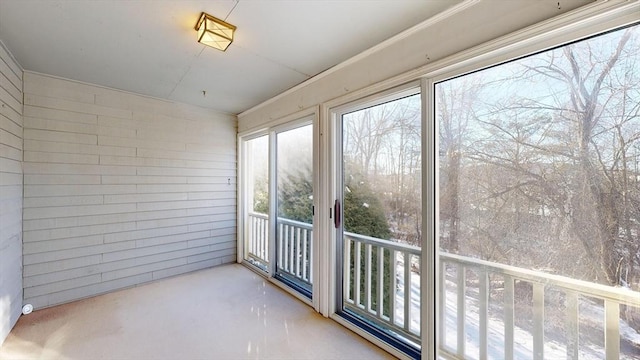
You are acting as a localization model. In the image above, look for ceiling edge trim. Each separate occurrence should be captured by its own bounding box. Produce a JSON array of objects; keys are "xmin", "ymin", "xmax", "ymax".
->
[{"xmin": 237, "ymin": 0, "xmax": 481, "ymax": 118}]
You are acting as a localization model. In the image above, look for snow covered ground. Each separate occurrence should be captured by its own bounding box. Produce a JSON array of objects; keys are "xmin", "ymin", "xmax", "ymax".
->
[{"xmin": 392, "ymin": 256, "xmax": 640, "ymax": 359}]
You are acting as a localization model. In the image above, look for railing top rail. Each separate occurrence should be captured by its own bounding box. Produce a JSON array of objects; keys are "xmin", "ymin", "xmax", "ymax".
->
[
  {"xmin": 248, "ymin": 212, "xmax": 313, "ymax": 230},
  {"xmin": 248, "ymin": 211, "xmax": 268, "ymax": 220},
  {"xmin": 277, "ymin": 217, "xmax": 313, "ymax": 230},
  {"xmin": 440, "ymin": 252, "xmax": 640, "ymax": 305},
  {"xmin": 345, "ymin": 232, "xmax": 421, "ymax": 255}
]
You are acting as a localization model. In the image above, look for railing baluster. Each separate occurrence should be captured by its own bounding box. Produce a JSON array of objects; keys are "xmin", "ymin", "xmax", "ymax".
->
[
  {"xmin": 296, "ymin": 227, "xmax": 301, "ymax": 277},
  {"xmin": 252, "ymin": 217, "xmax": 257, "ymax": 256},
  {"xmin": 308, "ymin": 230, "xmax": 313, "ymax": 282},
  {"xmin": 256, "ymin": 217, "xmax": 262, "ymax": 259},
  {"xmin": 365, "ymin": 243, "xmax": 372, "ymax": 311},
  {"xmin": 258, "ymin": 217, "xmax": 262, "ymax": 258},
  {"xmin": 258, "ymin": 220, "xmax": 267, "ymax": 259},
  {"xmin": 604, "ymin": 300, "xmax": 620, "ymax": 360},
  {"xmin": 404, "ymin": 251, "xmax": 411, "ymax": 333},
  {"xmin": 276, "ymin": 224, "xmax": 284, "ymax": 270},
  {"xmin": 282, "ymin": 224, "xmax": 288, "ymax": 271},
  {"xmin": 344, "ymin": 237, "xmax": 352, "ymax": 303},
  {"xmin": 566, "ymin": 291, "xmax": 579, "ymax": 359},
  {"xmin": 439, "ymin": 260, "xmax": 445, "ymax": 348},
  {"xmin": 262, "ymin": 219, "xmax": 269, "ymax": 262},
  {"xmin": 377, "ymin": 246, "xmax": 384, "ymax": 317},
  {"xmin": 255, "ymin": 217, "xmax": 259, "ymax": 258},
  {"xmin": 302, "ymin": 230, "xmax": 308, "ymax": 281},
  {"xmin": 257, "ymin": 217, "xmax": 261, "ymax": 258},
  {"xmin": 289, "ymin": 226, "xmax": 295, "ymax": 275},
  {"xmin": 533, "ymin": 283, "xmax": 544, "ymax": 360},
  {"xmin": 479, "ymin": 270, "xmax": 489, "ymax": 360},
  {"xmin": 390, "ymin": 249, "xmax": 397, "ymax": 325},
  {"xmin": 456, "ymin": 265, "xmax": 466, "ymax": 358},
  {"xmin": 355, "ymin": 240, "xmax": 362, "ymax": 306},
  {"xmin": 504, "ymin": 276, "xmax": 515, "ymax": 360},
  {"xmin": 248, "ymin": 217, "xmax": 253, "ymax": 256},
  {"xmin": 415, "ymin": 256, "xmax": 421, "ymax": 336}
]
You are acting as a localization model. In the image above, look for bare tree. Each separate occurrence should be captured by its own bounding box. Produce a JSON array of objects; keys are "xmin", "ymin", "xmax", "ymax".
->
[
  {"xmin": 437, "ymin": 75, "xmax": 483, "ymax": 253},
  {"xmin": 519, "ymin": 27, "xmax": 639, "ymax": 287}
]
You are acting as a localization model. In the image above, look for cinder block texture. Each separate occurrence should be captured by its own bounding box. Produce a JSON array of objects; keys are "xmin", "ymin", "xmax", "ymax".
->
[{"xmin": 22, "ymin": 72, "xmax": 237, "ymax": 310}]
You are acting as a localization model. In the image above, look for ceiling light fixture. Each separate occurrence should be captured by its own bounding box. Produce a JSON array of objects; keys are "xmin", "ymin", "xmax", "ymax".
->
[{"xmin": 195, "ymin": 12, "xmax": 236, "ymax": 51}]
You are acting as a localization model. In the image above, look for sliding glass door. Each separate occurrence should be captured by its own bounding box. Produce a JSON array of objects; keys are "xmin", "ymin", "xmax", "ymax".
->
[
  {"xmin": 334, "ymin": 87, "xmax": 422, "ymax": 355},
  {"xmin": 241, "ymin": 117, "xmax": 315, "ymax": 298}
]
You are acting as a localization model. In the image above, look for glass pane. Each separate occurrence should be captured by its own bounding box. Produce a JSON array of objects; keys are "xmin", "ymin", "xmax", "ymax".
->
[
  {"xmin": 436, "ymin": 24, "xmax": 640, "ymax": 359},
  {"xmin": 341, "ymin": 93, "xmax": 422, "ymax": 348},
  {"xmin": 244, "ymin": 135, "xmax": 269, "ymax": 271},
  {"xmin": 276, "ymin": 124, "xmax": 314, "ymax": 294}
]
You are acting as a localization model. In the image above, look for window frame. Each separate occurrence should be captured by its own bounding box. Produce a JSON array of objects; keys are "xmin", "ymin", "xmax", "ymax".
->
[
  {"xmin": 328, "ymin": 81, "xmax": 423, "ymax": 358},
  {"xmin": 237, "ymin": 108, "xmax": 320, "ymax": 310}
]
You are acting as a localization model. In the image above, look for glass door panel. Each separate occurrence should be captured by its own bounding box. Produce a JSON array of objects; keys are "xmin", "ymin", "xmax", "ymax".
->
[
  {"xmin": 338, "ymin": 92, "xmax": 422, "ymax": 352},
  {"xmin": 243, "ymin": 135, "xmax": 269, "ymax": 271},
  {"xmin": 435, "ymin": 24, "xmax": 640, "ymax": 360},
  {"xmin": 275, "ymin": 124, "xmax": 314, "ymax": 296}
]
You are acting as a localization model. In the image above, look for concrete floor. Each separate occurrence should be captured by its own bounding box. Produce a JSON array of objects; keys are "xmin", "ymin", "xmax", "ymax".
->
[{"xmin": 0, "ymin": 264, "xmax": 392, "ymax": 359}]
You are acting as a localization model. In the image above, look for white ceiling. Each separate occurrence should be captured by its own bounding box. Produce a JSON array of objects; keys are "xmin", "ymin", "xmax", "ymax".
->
[{"xmin": 0, "ymin": 0, "xmax": 461, "ymax": 114}]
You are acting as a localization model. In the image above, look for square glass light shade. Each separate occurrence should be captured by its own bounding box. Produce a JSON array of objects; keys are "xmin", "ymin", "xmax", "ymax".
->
[{"xmin": 195, "ymin": 12, "xmax": 236, "ymax": 51}]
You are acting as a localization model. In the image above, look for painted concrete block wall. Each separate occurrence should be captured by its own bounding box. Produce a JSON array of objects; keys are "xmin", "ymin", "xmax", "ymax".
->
[
  {"xmin": 22, "ymin": 72, "xmax": 237, "ymax": 309},
  {"xmin": 0, "ymin": 41, "xmax": 23, "ymax": 345}
]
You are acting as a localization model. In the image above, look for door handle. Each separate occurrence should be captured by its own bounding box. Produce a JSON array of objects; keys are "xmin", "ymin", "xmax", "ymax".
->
[{"xmin": 334, "ymin": 199, "xmax": 341, "ymax": 228}]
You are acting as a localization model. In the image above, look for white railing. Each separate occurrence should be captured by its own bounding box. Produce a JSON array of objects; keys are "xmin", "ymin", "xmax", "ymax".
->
[
  {"xmin": 277, "ymin": 217, "xmax": 313, "ymax": 286},
  {"xmin": 247, "ymin": 212, "xmax": 269, "ymax": 267},
  {"xmin": 344, "ymin": 232, "xmax": 421, "ymax": 344},
  {"xmin": 246, "ymin": 213, "xmax": 640, "ymax": 358},
  {"xmin": 246, "ymin": 212, "xmax": 313, "ymax": 286},
  {"xmin": 439, "ymin": 252, "xmax": 640, "ymax": 360}
]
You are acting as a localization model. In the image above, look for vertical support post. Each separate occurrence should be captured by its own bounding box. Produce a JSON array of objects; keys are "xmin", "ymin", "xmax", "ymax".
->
[
  {"xmin": 355, "ymin": 240, "xmax": 362, "ymax": 306},
  {"xmin": 344, "ymin": 237, "xmax": 351, "ymax": 302},
  {"xmin": 479, "ymin": 270, "xmax": 489, "ymax": 360},
  {"xmin": 296, "ymin": 227, "xmax": 301, "ymax": 277},
  {"xmin": 258, "ymin": 217, "xmax": 263, "ymax": 259},
  {"xmin": 504, "ymin": 276, "xmax": 515, "ymax": 360},
  {"xmin": 390, "ymin": 249, "xmax": 397, "ymax": 325},
  {"xmin": 439, "ymin": 260, "xmax": 445, "ymax": 348},
  {"xmin": 604, "ymin": 300, "xmax": 620, "ymax": 360},
  {"xmin": 282, "ymin": 224, "xmax": 288, "ymax": 270},
  {"xmin": 456, "ymin": 265, "xmax": 466, "ymax": 358},
  {"xmin": 404, "ymin": 251, "xmax": 412, "ymax": 332},
  {"xmin": 266, "ymin": 218, "xmax": 270, "ymax": 262},
  {"xmin": 302, "ymin": 229, "xmax": 308, "ymax": 281},
  {"xmin": 416, "ymin": 255, "xmax": 421, "ymax": 337},
  {"xmin": 308, "ymin": 229, "xmax": 313, "ymax": 282},
  {"xmin": 377, "ymin": 246, "xmax": 384, "ymax": 317},
  {"xmin": 533, "ymin": 283, "xmax": 545, "ymax": 360},
  {"xmin": 248, "ymin": 216, "xmax": 253, "ymax": 256},
  {"xmin": 566, "ymin": 291, "xmax": 579, "ymax": 360},
  {"xmin": 365, "ymin": 243, "xmax": 372, "ymax": 311},
  {"xmin": 278, "ymin": 223, "xmax": 283, "ymax": 270},
  {"xmin": 289, "ymin": 226, "xmax": 295, "ymax": 274}
]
